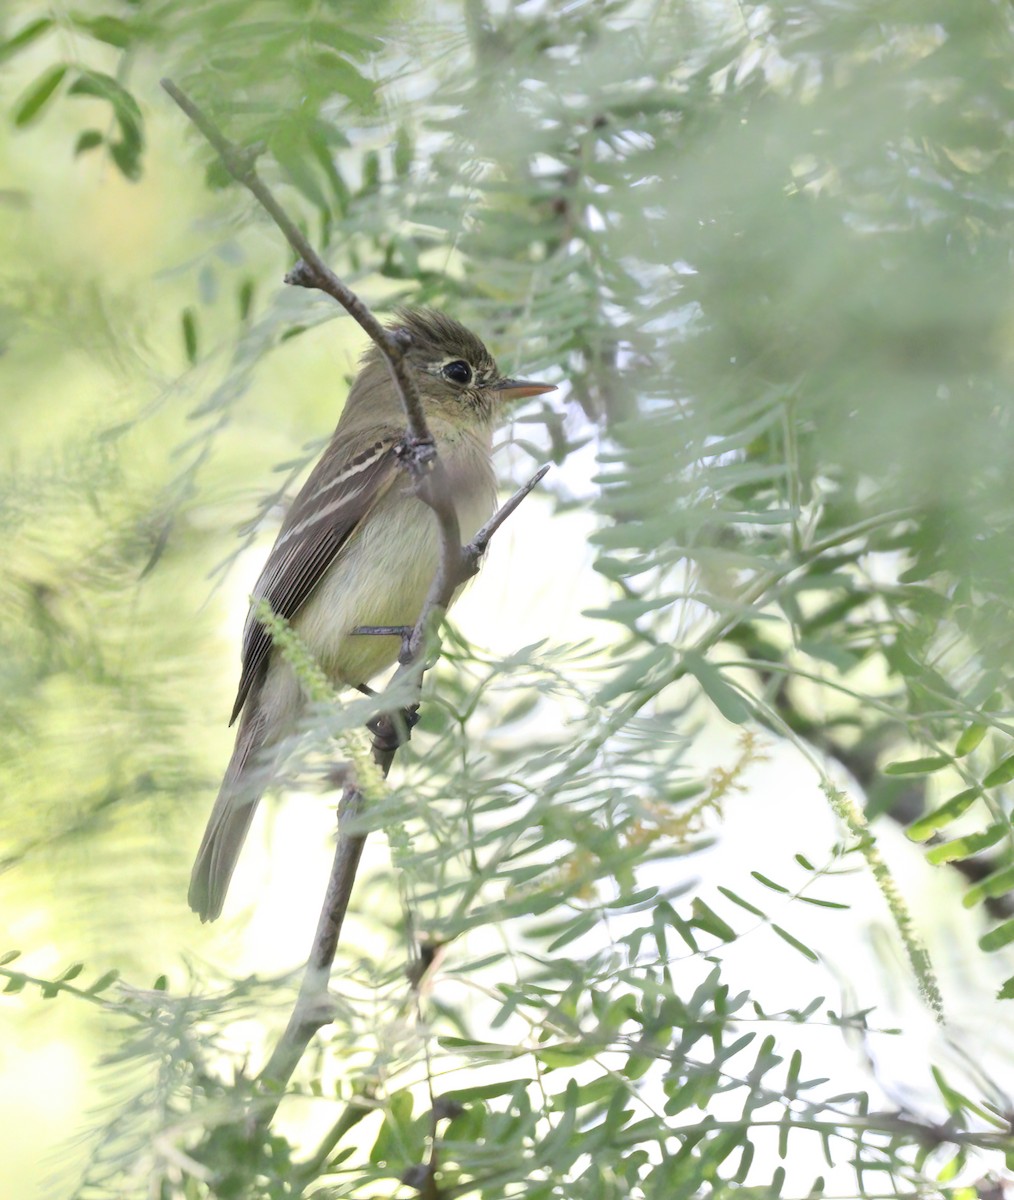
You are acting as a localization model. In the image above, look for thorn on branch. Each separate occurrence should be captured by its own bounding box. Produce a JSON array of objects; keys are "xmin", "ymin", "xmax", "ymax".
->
[
  {"xmin": 284, "ymin": 260, "xmax": 318, "ymax": 288},
  {"xmin": 466, "ymin": 463, "xmax": 551, "ymax": 566}
]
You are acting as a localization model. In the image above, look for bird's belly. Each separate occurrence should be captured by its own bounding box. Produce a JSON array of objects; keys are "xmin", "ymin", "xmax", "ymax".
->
[{"xmin": 294, "ymin": 479, "xmax": 493, "ymax": 688}]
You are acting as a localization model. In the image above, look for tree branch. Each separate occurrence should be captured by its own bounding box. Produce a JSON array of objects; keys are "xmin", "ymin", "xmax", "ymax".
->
[{"xmin": 159, "ymin": 78, "xmax": 431, "ymax": 448}]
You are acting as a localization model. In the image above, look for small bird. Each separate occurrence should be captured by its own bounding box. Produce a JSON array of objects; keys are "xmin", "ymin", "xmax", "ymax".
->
[{"xmin": 189, "ymin": 308, "xmax": 555, "ymax": 921}]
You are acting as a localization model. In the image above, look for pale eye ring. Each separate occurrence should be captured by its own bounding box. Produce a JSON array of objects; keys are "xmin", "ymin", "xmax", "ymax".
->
[{"xmin": 442, "ymin": 360, "xmax": 472, "ymax": 385}]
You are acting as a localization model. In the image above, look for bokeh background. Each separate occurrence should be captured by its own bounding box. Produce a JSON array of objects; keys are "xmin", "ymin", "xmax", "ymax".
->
[{"xmin": 2, "ymin": 1, "xmax": 1013, "ymax": 1196}]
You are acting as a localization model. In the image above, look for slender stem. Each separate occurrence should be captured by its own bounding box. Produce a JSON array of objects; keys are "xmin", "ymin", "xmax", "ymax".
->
[
  {"xmin": 256, "ymin": 789, "xmax": 369, "ymax": 1115},
  {"xmin": 159, "ymin": 78, "xmax": 430, "ymax": 445}
]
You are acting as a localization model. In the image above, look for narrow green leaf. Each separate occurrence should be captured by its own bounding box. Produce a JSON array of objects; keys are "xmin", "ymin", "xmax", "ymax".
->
[
  {"xmin": 907, "ymin": 788, "xmax": 978, "ymax": 842},
  {"xmin": 717, "ymin": 885, "xmax": 766, "ymax": 919},
  {"xmin": 69, "ymin": 14, "xmax": 134, "ymax": 48},
  {"xmin": 74, "ymin": 129, "xmax": 103, "ymax": 155},
  {"xmin": 752, "ymin": 871, "xmax": 789, "ymax": 895},
  {"xmin": 983, "ymin": 755, "xmax": 1014, "ymax": 788},
  {"xmin": 238, "ymin": 279, "xmax": 255, "ymax": 321},
  {"xmin": 595, "ymin": 644, "xmax": 671, "ymax": 704},
  {"xmin": 109, "ymin": 137, "xmax": 142, "ymax": 181},
  {"xmin": 979, "ymin": 919, "xmax": 1014, "ymax": 953},
  {"xmin": 0, "ymin": 18, "xmax": 53, "ymax": 67},
  {"xmin": 797, "ymin": 639, "xmax": 859, "ymax": 673},
  {"xmin": 771, "ymin": 924, "xmax": 819, "ymax": 962},
  {"xmin": 883, "ymin": 755, "xmax": 950, "ymax": 776},
  {"xmin": 955, "ymin": 723, "xmax": 988, "ymax": 757},
  {"xmin": 785, "ymin": 1049, "xmax": 802, "ymax": 1099},
  {"xmin": 59, "ymin": 963, "xmax": 85, "ymax": 982},
  {"xmin": 0, "ymin": 950, "xmax": 21, "ymax": 966},
  {"xmin": 447, "ymin": 1079, "xmax": 534, "ymax": 1102},
  {"xmin": 690, "ymin": 899, "xmax": 737, "ymax": 942},
  {"xmin": 182, "ymin": 308, "xmax": 198, "ymax": 365},
  {"xmin": 13, "ymin": 65, "xmax": 67, "ymax": 127},
  {"xmin": 926, "ymin": 825, "xmax": 1004, "ymax": 864},
  {"xmin": 394, "ymin": 124, "xmax": 413, "ymax": 177},
  {"xmin": 797, "ymin": 895, "xmax": 849, "ymax": 910},
  {"xmin": 683, "ymin": 652, "xmax": 750, "ymax": 724},
  {"xmin": 669, "ymin": 911, "xmax": 700, "ymax": 953},
  {"xmin": 68, "ymin": 70, "xmax": 144, "ymax": 178},
  {"xmin": 546, "ymin": 910, "xmax": 598, "ymax": 952},
  {"xmin": 963, "ymin": 865, "xmax": 1014, "ymax": 909},
  {"xmin": 86, "ymin": 969, "xmax": 120, "ymax": 995},
  {"xmin": 539, "ymin": 1043, "xmax": 594, "ymax": 1068},
  {"xmin": 67, "ymin": 70, "xmax": 142, "ymax": 122}
]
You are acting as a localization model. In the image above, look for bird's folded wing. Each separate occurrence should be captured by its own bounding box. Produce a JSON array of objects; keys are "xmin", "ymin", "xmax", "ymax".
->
[{"xmin": 230, "ymin": 434, "xmax": 402, "ymax": 723}]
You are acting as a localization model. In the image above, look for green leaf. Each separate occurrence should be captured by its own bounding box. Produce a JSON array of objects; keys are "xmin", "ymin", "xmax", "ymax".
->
[
  {"xmin": 546, "ymin": 910, "xmax": 599, "ymax": 952},
  {"xmin": 0, "ymin": 18, "xmax": 53, "ymax": 67},
  {"xmin": 539, "ymin": 1042, "xmax": 594, "ymax": 1068},
  {"xmin": 797, "ymin": 638, "xmax": 859, "ymax": 673},
  {"xmin": 69, "ymin": 14, "xmax": 135, "ymax": 49},
  {"xmin": 954, "ymin": 722, "xmax": 988, "ymax": 757},
  {"xmin": 683, "ymin": 652, "xmax": 750, "ymax": 724},
  {"xmin": 926, "ymin": 824, "xmax": 1004, "ymax": 864},
  {"xmin": 998, "ymin": 976, "xmax": 1014, "ymax": 1001},
  {"xmin": 771, "ymin": 924, "xmax": 819, "ymax": 962},
  {"xmin": 883, "ymin": 755, "xmax": 950, "ymax": 776},
  {"xmin": 74, "ymin": 129, "xmax": 103, "ymax": 155},
  {"xmin": 979, "ymin": 919, "xmax": 1014, "ymax": 953},
  {"xmin": 963, "ymin": 865, "xmax": 1014, "ymax": 909},
  {"xmin": 0, "ymin": 950, "xmax": 21, "ymax": 966},
  {"xmin": 717, "ymin": 885, "xmax": 766, "ymax": 919},
  {"xmin": 797, "ymin": 895, "xmax": 849, "ymax": 910},
  {"xmin": 394, "ymin": 124, "xmax": 413, "ymax": 177},
  {"xmin": 182, "ymin": 308, "xmax": 198, "ymax": 365},
  {"xmin": 67, "ymin": 69, "xmax": 141, "ymax": 121},
  {"xmin": 238, "ymin": 279, "xmax": 255, "ymax": 321},
  {"xmin": 907, "ymin": 788, "xmax": 978, "ymax": 842},
  {"xmin": 690, "ymin": 899, "xmax": 737, "ymax": 942},
  {"xmin": 68, "ymin": 70, "xmax": 145, "ymax": 179},
  {"xmin": 983, "ymin": 755, "xmax": 1014, "ymax": 788},
  {"xmin": 595, "ymin": 644, "xmax": 671, "ymax": 704},
  {"xmin": 86, "ymin": 969, "xmax": 120, "ymax": 995},
  {"xmin": 13, "ymin": 65, "xmax": 67, "ymax": 127},
  {"xmin": 751, "ymin": 871, "xmax": 789, "ymax": 895}
]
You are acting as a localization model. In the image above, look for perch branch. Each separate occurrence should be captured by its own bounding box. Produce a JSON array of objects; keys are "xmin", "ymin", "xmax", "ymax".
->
[{"xmin": 159, "ymin": 78, "xmax": 431, "ymax": 448}]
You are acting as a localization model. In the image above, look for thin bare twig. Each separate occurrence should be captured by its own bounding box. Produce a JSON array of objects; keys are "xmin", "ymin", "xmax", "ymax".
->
[{"xmin": 159, "ymin": 78, "xmax": 431, "ymax": 449}]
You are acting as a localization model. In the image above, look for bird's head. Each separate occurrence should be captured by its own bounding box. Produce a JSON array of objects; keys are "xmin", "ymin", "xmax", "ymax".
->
[{"xmin": 361, "ymin": 308, "xmax": 554, "ymax": 427}]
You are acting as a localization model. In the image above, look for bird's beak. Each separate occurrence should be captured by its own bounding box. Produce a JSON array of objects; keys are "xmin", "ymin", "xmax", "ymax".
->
[{"xmin": 495, "ymin": 377, "xmax": 557, "ymax": 400}]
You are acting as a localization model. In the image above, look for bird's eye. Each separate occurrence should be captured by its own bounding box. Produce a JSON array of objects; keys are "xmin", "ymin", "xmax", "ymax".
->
[{"xmin": 442, "ymin": 360, "xmax": 472, "ymax": 385}]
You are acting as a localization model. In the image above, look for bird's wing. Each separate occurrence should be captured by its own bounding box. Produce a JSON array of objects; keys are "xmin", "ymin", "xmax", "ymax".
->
[{"xmin": 230, "ymin": 433, "xmax": 402, "ymax": 723}]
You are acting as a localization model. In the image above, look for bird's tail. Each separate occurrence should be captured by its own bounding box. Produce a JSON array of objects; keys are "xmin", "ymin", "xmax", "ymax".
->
[{"xmin": 188, "ymin": 708, "xmax": 277, "ymax": 922}]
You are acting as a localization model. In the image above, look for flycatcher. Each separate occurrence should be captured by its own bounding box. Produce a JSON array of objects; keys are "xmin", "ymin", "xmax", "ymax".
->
[{"xmin": 189, "ymin": 308, "xmax": 555, "ymax": 921}]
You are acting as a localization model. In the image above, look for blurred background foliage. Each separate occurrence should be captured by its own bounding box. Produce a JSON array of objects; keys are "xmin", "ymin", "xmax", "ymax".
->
[{"xmin": 2, "ymin": 0, "xmax": 1014, "ymax": 1197}]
